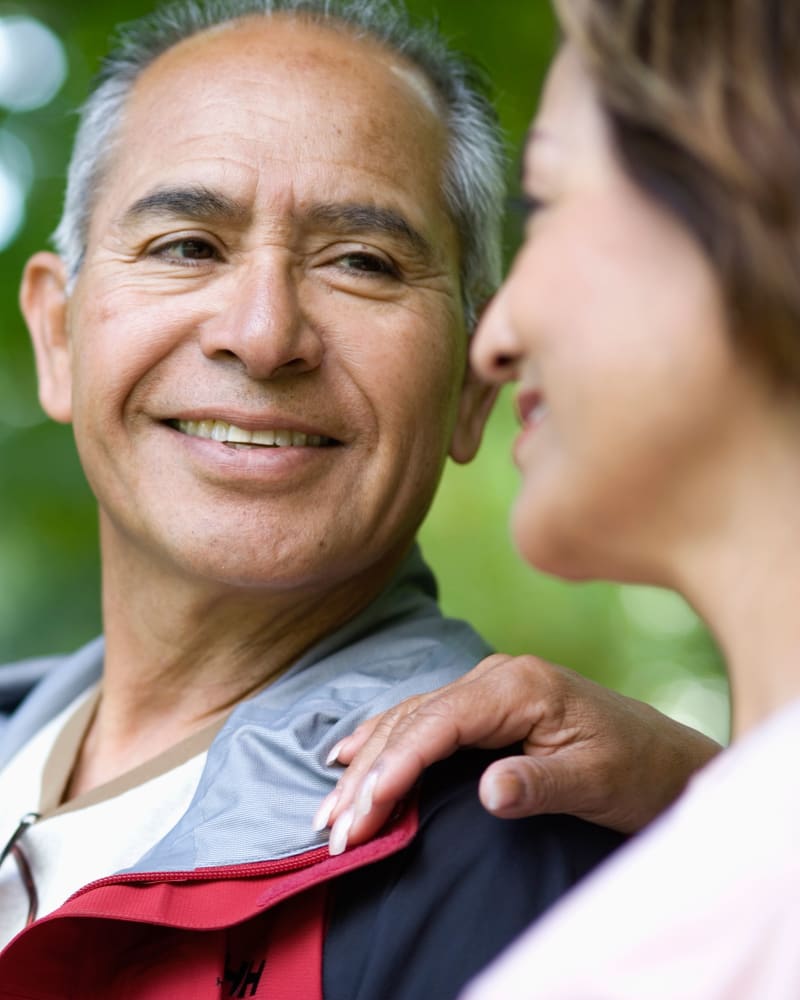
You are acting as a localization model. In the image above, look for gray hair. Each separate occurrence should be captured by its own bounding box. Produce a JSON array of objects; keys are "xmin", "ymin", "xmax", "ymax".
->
[{"xmin": 53, "ymin": 0, "xmax": 506, "ymax": 330}]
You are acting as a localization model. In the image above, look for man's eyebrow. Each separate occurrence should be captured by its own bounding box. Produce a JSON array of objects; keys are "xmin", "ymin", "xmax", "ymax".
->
[
  {"xmin": 306, "ymin": 202, "xmax": 434, "ymax": 260},
  {"xmin": 118, "ymin": 191, "xmax": 436, "ymax": 259},
  {"xmin": 119, "ymin": 185, "xmax": 251, "ymax": 227}
]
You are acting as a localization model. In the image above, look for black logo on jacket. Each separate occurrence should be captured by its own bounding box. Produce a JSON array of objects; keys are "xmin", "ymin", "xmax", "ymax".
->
[{"xmin": 220, "ymin": 958, "xmax": 265, "ymax": 997}]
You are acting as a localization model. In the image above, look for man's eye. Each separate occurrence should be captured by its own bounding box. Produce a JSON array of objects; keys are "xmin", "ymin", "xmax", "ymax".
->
[
  {"xmin": 337, "ymin": 252, "xmax": 399, "ymax": 277},
  {"xmin": 150, "ymin": 238, "xmax": 219, "ymax": 262}
]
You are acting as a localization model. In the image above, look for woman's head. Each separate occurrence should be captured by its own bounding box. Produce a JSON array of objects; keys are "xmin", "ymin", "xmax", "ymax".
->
[
  {"xmin": 472, "ymin": 1, "xmax": 800, "ymax": 584},
  {"xmin": 553, "ymin": 0, "xmax": 800, "ymax": 387}
]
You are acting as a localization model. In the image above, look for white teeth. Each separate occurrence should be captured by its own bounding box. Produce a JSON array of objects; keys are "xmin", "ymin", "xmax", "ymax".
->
[
  {"xmin": 226, "ymin": 425, "xmax": 253, "ymax": 444},
  {"xmin": 251, "ymin": 429, "xmax": 276, "ymax": 446},
  {"xmin": 175, "ymin": 419, "xmax": 329, "ymax": 447},
  {"xmin": 532, "ymin": 402, "xmax": 549, "ymax": 423}
]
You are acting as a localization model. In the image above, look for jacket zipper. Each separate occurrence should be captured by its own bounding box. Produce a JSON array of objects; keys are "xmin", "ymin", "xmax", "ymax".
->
[
  {"xmin": 1, "ymin": 813, "xmax": 41, "ymax": 925},
  {"xmin": 64, "ymin": 843, "xmax": 331, "ymax": 901}
]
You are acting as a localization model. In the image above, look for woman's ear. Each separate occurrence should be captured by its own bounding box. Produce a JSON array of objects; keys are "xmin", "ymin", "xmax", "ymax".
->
[
  {"xmin": 20, "ymin": 252, "xmax": 73, "ymax": 423},
  {"xmin": 449, "ymin": 361, "xmax": 499, "ymax": 464}
]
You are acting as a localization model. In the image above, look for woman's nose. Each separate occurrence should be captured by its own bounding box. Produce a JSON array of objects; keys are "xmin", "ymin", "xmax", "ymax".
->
[{"xmin": 470, "ymin": 283, "xmax": 521, "ymax": 385}]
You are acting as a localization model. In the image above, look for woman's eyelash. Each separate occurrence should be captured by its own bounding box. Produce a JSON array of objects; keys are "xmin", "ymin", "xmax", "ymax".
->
[{"xmin": 508, "ymin": 194, "xmax": 547, "ymax": 221}]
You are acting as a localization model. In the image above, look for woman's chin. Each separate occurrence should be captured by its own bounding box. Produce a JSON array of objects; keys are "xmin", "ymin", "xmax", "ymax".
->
[
  {"xmin": 511, "ymin": 500, "xmax": 586, "ymax": 579},
  {"xmin": 510, "ymin": 493, "xmax": 640, "ymax": 584},
  {"xmin": 515, "ymin": 535, "xmax": 598, "ymax": 582}
]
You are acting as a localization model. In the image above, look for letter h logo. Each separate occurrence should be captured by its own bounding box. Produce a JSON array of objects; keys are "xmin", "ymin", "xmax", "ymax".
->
[{"xmin": 224, "ymin": 958, "xmax": 265, "ymax": 998}]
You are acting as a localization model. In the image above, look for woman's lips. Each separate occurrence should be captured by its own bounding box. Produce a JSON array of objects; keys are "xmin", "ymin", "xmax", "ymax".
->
[
  {"xmin": 513, "ymin": 388, "xmax": 549, "ymax": 468},
  {"xmin": 515, "ymin": 389, "xmax": 548, "ymax": 428}
]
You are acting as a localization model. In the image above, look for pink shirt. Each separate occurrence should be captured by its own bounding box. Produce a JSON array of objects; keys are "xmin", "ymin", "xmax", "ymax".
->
[{"xmin": 464, "ymin": 698, "xmax": 800, "ymax": 999}]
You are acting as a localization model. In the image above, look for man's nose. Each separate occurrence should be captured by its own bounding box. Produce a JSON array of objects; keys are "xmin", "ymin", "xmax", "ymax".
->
[{"xmin": 199, "ymin": 255, "xmax": 323, "ymax": 379}]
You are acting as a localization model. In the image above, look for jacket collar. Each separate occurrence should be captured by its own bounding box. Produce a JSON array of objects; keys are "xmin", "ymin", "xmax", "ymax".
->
[{"xmin": 0, "ymin": 547, "xmax": 489, "ymax": 871}]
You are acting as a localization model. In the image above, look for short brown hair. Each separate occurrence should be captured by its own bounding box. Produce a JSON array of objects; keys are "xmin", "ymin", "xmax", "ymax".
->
[{"xmin": 554, "ymin": 0, "xmax": 800, "ymax": 387}]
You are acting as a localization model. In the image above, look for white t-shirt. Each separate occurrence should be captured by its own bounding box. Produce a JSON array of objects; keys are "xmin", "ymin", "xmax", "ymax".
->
[
  {"xmin": 0, "ymin": 687, "xmax": 214, "ymax": 949},
  {"xmin": 464, "ymin": 697, "xmax": 800, "ymax": 999}
]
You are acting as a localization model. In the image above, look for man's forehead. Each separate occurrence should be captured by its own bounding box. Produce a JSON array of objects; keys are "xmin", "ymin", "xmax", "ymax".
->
[
  {"xmin": 89, "ymin": 12, "xmax": 458, "ymax": 263},
  {"xmin": 112, "ymin": 15, "xmax": 447, "ymax": 184},
  {"xmin": 134, "ymin": 13, "xmax": 441, "ymax": 120}
]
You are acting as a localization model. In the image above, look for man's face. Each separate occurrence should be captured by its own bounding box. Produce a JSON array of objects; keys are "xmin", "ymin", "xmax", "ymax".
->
[{"xmin": 25, "ymin": 16, "xmax": 490, "ymax": 595}]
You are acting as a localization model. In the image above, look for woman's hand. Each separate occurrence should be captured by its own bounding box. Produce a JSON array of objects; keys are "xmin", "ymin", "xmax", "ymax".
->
[{"xmin": 315, "ymin": 653, "xmax": 722, "ymax": 855}]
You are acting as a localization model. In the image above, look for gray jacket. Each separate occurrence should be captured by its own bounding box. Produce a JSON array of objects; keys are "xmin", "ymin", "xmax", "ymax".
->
[{"xmin": 0, "ymin": 547, "xmax": 490, "ymax": 870}]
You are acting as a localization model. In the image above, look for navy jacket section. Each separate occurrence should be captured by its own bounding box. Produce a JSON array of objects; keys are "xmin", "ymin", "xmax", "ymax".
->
[{"xmin": 325, "ymin": 748, "xmax": 624, "ymax": 1000}]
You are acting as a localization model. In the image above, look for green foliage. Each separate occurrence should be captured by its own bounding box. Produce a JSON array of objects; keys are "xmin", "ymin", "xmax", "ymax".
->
[{"xmin": 0, "ymin": 0, "xmax": 727, "ymax": 740}]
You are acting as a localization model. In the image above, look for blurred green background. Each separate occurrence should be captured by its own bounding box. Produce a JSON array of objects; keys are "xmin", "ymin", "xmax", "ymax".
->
[{"xmin": 0, "ymin": 0, "xmax": 728, "ymax": 741}]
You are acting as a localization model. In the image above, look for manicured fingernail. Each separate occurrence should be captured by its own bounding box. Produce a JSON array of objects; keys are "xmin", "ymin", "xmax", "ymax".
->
[
  {"xmin": 326, "ymin": 740, "xmax": 345, "ymax": 767},
  {"xmin": 312, "ymin": 791, "xmax": 338, "ymax": 832},
  {"xmin": 484, "ymin": 772, "xmax": 522, "ymax": 812},
  {"xmin": 328, "ymin": 808, "xmax": 354, "ymax": 856},
  {"xmin": 355, "ymin": 771, "xmax": 378, "ymax": 818}
]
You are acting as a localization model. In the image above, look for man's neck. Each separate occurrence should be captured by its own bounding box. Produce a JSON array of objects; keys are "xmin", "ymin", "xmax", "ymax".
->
[{"xmin": 67, "ymin": 537, "xmax": 405, "ymax": 798}]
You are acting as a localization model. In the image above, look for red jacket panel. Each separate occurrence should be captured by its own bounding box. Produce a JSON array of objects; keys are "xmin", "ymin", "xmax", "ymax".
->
[{"xmin": 0, "ymin": 804, "xmax": 417, "ymax": 1000}]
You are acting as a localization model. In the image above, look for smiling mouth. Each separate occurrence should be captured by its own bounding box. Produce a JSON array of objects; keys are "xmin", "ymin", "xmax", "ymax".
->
[
  {"xmin": 516, "ymin": 391, "xmax": 548, "ymax": 427},
  {"xmin": 168, "ymin": 419, "xmax": 337, "ymax": 448}
]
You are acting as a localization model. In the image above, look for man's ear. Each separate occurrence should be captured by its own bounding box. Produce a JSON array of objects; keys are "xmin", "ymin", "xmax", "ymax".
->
[
  {"xmin": 449, "ymin": 361, "xmax": 499, "ymax": 464},
  {"xmin": 20, "ymin": 252, "xmax": 73, "ymax": 423}
]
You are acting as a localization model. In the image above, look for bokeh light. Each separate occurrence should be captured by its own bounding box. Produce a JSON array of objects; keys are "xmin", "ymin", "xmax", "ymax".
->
[
  {"xmin": 0, "ymin": 15, "xmax": 67, "ymax": 112},
  {"xmin": 649, "ymin": 670, "xmax": 730, "ymax": 745},
  {"xmin": 0, "ymin": 155, "xmax": 23, "ymax": 247},
  {"xmin": 0, "ymin": 127, "xmax": 33, "ymax": 249},
  {"xmin": 619, "ymin": 586, "xmax": 702, "ymax": 638}
]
